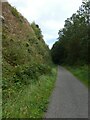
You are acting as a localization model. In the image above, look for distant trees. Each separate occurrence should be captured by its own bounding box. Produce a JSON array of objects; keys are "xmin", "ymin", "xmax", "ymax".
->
[
  {"xmin": 51, "ymin": 41, "xmax": 66, "ymax": 64},
  {"xmin": 51, "ymin": 1, "xmax": 90, "ymax": 65}
]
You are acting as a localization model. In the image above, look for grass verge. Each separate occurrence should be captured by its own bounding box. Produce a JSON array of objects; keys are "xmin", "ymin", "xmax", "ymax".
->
[
  {"xmin": 65, "ymin": 65, "xmax": 88, "ymax": 87},
  {"xmin": 3, "ymin": 66, "xmax": 57, "ymax": 118}
]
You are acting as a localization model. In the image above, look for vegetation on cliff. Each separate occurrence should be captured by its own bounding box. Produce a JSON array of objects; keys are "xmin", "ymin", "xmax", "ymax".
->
[{"xmin": 2, "ymin": 2, "xmax": 57, "ymax": 118}]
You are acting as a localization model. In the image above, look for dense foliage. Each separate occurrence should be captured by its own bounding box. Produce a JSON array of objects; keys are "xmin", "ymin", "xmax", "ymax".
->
[
  {"xmin": 2, "ymin": 2, "xmax": 57, "ymax": 118},
  {"xmin": 2, "ymin": 2, "xmax": 52, "ymax": 103},
  {"xmin": 51, "ymin": 1, "xmax": 90, "ymax": 65}
]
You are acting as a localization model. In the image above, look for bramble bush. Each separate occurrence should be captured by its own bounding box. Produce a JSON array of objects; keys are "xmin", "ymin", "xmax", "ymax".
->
[{"xmin": 2, "ymin": 63, "xmax": 52, "ymax": 90}]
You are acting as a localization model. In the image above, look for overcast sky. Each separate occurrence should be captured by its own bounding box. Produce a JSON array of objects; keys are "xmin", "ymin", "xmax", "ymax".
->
[{"xmin": 7, "ymin": 0, "xmax": 82, "ymax": 48}]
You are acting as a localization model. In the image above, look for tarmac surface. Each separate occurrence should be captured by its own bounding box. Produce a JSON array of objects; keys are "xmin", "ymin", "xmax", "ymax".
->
[{"xmin": 45, "ymin": 66, "xmax": 88, "ymax": 118}]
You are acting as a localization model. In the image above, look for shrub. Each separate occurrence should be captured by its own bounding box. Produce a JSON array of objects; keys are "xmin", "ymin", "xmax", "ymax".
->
[
  {"xmin": 37, "ymin": 64, "xmax": 51, "ymax": 74},
  {"xmin": 14, "ymin": 63, "xmax": 52, "ymax": 84}
]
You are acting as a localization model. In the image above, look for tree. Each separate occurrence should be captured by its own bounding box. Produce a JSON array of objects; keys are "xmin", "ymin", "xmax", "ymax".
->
[
  {"xmin": 51, "ymin": 1, "xmax": 89, "ymax": 65},
  {"xmin": 51, "ymin": 41, "xmax": 66, "ymax": 64}
]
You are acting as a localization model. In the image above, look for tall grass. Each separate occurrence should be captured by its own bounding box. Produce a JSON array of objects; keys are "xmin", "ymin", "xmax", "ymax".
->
[
  {"xmin": 65, "ymin": 65, "xmax": 88, "ymax": 87},
  {"xmin": 2, "ymin": 66, "xmax": 57, "ymax": 118}
]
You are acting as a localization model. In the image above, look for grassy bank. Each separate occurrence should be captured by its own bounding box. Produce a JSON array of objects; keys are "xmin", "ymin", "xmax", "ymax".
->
[
  {"xmin": 3, "ymin": 66, "xmax": 57, "ymax": 118},
  {"xmin": 65, "ymin": 65, "xmax": 88, "ymax": 87}
]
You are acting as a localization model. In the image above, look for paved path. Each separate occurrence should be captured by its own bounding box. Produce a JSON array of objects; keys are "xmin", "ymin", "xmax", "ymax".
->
[{"xmin": 45, "ymin": 66, "xmax": 88, "ymax": 118}]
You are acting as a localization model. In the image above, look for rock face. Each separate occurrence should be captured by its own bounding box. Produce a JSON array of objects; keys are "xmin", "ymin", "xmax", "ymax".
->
[{"xmin": 2, "ymin": 2, "xmax": 51, "ymax": 89}]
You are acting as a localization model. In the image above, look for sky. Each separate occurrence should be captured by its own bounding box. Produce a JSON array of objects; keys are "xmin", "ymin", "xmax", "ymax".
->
[{"xmin": 7, "ymin": 0, "xmax": 82, "ymax": 48}]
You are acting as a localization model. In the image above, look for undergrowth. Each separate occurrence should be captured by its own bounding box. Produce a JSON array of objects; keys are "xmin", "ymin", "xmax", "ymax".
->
[
  {"xmin": 2, "ymin": 66, "xmax": 57, "ymax": 118},
  {"xmin": 65, "ymin": 65, "xmax": 88, "ymax": 87},
  {"xmin": 2, "ymin": 3, "xmax": 56, "ymax": 118}
]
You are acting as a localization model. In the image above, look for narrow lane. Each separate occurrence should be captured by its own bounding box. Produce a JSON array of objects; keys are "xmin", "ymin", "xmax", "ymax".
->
[{"xmin": 45, "ymin": 66, "xmax": 88, "ymax": 118}]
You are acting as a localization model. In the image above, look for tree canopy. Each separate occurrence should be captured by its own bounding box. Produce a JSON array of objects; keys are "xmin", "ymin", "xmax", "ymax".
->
[{"xmin": 51, "ymin": 1, "xmax": 90, "ymax": 65}]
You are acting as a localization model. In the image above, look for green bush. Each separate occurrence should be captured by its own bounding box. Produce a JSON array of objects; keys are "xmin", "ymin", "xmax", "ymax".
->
[
  {"xmin": 2, "ymin": 62, "xmax": 52, "ymax": 91},
  {"xmin": 37, "ymin": 64, "xmax": 51, "ymax": 74},
  {"xmin": 14, "ymin": 63, "xmax": 51, "ymax": 84},
  {"xmin": 23, "ymin": 64, "xmax": 51, "ymax": 79}
]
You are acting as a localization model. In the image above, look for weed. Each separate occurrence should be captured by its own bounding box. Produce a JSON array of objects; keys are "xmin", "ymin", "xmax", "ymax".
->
[
  {"xmin": 65, "ymin": 65, "xmax": 88, "ymax": 87},
  {"xmin": 2, "ymin": 66, "xmax": 57, "ymax": 118}
]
